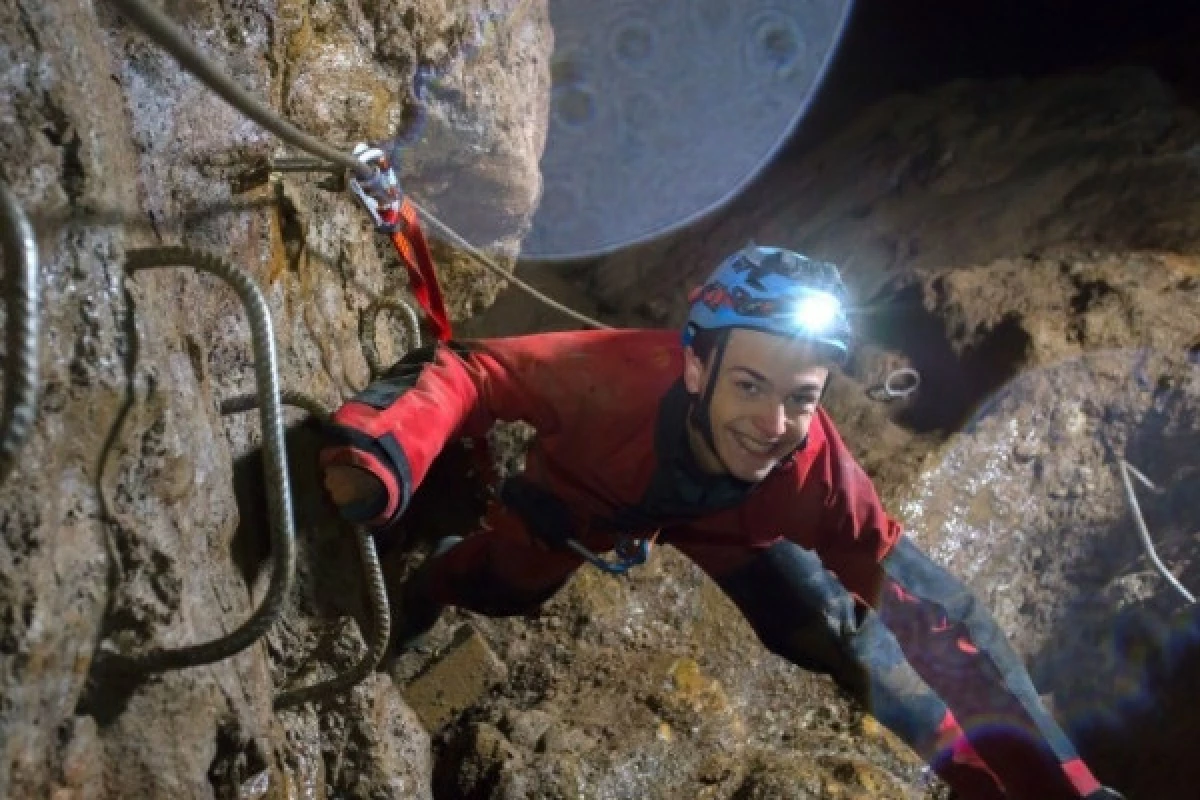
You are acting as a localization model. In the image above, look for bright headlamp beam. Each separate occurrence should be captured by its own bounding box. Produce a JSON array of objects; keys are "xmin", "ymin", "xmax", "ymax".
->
[{"xmin": 792, "ymin": 291, "xmax": 841, "ymax": 334}]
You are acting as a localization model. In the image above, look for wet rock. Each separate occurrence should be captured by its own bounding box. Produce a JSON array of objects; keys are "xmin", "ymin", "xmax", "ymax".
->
[
  {"xmin": 1, "ymin": 0, "xmax": 549, "ymax": 796},
  {"xmin": 500, "ymin": 707, "xmax": 553, "ymax": 750},
  {"xmin": 403, "ymin": 624, "xmax": 509, "ymax": 731},
  {"xmin": 339, "ymin": 674, "xmax": 433, "ymax": 800},
  {"xmin": 536, "ymin": 719, "xmax": 597, "ymax": 755},
  {"xmin": 402, "ymin": 1, "xmax": 552, "ymax": 243}
]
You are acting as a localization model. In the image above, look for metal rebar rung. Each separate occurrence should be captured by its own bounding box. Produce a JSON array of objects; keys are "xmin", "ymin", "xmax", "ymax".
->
[
  {"xmin": 0, "ymin": 182, "xmax": 40, "ymax": 484},
  {"xmin": 274, "ymin": 528, "xmax": 392, "ymax": 710},
  {"xmin": 361, "ymin": 298, "xmax": 423, "ymax": 379},
  {"xmin": 104, "ymin": 246, "xmax": 298, "ymax": 672},
  {"xmin": 220, "ymin": 391, "xmax": 394, "ymax": 708}
]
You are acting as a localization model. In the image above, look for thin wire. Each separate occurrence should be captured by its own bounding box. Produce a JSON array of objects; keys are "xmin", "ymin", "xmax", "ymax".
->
[
  {"xmin": 106, "ymin": 0, "xmax": 611, "ymax": 331},
  {"xmin": 409, "ymin": 199, "xmax": 611, "ymax": 330},
  {"xmin": 1118, "ymin": 459, "xmax": 1196, "ymax": 605},
  {"xmin": 0, "ymin": 183, "xmax": 40, "ymax": 484}
]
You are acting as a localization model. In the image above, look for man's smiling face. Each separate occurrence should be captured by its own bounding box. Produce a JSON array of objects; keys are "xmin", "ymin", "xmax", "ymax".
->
[{"xmin": 684, "ymin": 328, "xmax": 829, "ymax": 482}]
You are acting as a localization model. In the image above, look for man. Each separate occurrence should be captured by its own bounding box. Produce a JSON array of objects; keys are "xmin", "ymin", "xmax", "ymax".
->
[{"xmin": 319, "ymin": 245, "xmax": 1122, "ymax": 799}]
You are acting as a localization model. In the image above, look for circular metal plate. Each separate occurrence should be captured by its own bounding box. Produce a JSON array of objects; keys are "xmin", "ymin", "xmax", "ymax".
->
[{"xmin": 522, "ymin": 0, "xmax": 854, "ymax": 260}]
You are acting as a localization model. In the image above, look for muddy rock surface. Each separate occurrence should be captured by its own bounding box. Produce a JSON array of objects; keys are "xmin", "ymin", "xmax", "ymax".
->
[
  {"xmin": 892, "ymin": 253, "xmax": 1200, "ymax": 797},
  {"xmin": 1, "ymin": 0, "xmax": 547, "ymax": 796}
]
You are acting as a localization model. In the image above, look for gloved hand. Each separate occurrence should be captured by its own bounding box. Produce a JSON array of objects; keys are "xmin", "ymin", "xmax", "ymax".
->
[
  {"xmin": 323, "ymin": 464, "xmax": 388, "ymax": 523},
  {"xmin": 1084, "ymin": 788, "xmax": 1126, "ymax": 800}
]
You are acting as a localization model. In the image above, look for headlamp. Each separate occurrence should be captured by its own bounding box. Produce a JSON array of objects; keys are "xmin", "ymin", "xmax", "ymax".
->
[{"xmin": 791, "ymin": 290, "xmax": 841, "ymax": 334}]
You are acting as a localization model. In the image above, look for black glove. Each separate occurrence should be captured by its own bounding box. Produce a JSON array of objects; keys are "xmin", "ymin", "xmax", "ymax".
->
[{"xmin": 499, "ymin": 475, "xmax": 577, "ymax": 548}]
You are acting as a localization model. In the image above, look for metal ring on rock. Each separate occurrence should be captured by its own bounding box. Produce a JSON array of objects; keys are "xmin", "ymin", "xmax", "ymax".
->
[{"xmin": 883, "ymin": 367, "xmax": 920, "ymax": 400}]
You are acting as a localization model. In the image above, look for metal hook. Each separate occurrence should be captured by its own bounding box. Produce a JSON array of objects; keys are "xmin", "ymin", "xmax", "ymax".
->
[
  {"xmin": 565, "ymin": 536, "xmax": 652, "ymax": 575},
  {"xmin": 883, "ymin": 367, "xmax": 921, "ymax": 400}
]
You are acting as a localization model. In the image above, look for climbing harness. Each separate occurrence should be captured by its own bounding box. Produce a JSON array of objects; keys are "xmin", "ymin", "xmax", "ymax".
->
[
  {"xmin": 95, "ymin": 247, "xmax": 297, "ymax": 674},
  {"xmin": 220, "ymin": 391, "xmax": 393, "ymax": 710},
  {"xmin": 0, "ymin": 181, "xmax": 40, "ymax": 485},
  {"xmin": 1117, "ymin": 459, "xmax": 1196, "ymax": 605}
]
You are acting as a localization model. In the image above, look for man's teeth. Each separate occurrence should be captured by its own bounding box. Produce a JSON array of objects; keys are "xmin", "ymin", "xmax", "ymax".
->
[{"xmin": 737, "ymin": 436, "xmax": 773, "ymax": 455}]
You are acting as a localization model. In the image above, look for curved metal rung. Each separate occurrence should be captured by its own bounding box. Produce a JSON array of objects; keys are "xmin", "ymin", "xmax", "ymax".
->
[
  {"xmin": 0, "ymin": 182, "xmax": 40, "ymax": 484},
  {"xmin": 566, "ymin": 536, "xmax": 651, "ymax": 575},
  {"xmin": 1118, "ymin": 459, "xmax": 1196, "ymax": 605},
  {"xmin": 274, "ymin": 528, "xmax": 391, "ymax": 709},
  {"xmin": 360, "ymin": 297, "xmax": 422, "ymax": 379},
  {"xmin": 220, "ymin": 388, "xmax": 331, "ymax": 422},
  {"xmin": 100, "ymin": 247, "xmax": 297, "ymax": 673},
  {"xmin": 220, "ymin": 392, "xmax": 394, "ymax": 708}
]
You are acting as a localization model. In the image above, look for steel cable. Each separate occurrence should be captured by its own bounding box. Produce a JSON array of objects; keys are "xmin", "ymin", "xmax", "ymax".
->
[
  {"xmin": 105, "ymin": 0, "xmax": 610, "ymax": 331},
  {"xmin": 106, "ymin": 0, "xmax": 371, "ymax": 181}
]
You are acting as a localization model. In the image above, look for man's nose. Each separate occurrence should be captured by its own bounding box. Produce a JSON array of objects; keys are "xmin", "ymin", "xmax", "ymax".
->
[{"xmin": 752, "ymin": 402, "xmax": 788, "ymax": 438}]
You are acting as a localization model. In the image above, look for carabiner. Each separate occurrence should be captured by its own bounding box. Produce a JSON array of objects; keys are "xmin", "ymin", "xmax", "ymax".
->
[
  {"xmin": 347, "ymin": 143, "xmax": 404, "ymax": 233},
  {"xmin": 565, "ymin": 536, "xmax": 651, "ymax": 575}
]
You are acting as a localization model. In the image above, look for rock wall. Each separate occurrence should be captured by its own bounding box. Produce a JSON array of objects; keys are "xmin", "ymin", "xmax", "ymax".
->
[
  {"xmin": 6, "ymin": 1, "xmax": 1200, "ymax": 798},
  {"xmin": 584, "ymin": 67, "xmax": 1200, "ymax": 318},
  {"xmin": 0, "ymin": 0, "xmax": 551, "ymax": 796}
]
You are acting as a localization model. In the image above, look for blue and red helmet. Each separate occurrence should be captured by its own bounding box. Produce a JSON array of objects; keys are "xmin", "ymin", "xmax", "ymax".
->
[{"xmin": 683, "ymin": 245, "xmax": 853, "ymax": 365}]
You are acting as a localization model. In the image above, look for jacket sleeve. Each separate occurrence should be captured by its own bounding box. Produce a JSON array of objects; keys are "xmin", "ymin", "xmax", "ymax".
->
[
  {"xmin": 320, "ymin": 335, "xmax": 583, "ymax": 528},
  {"xmin": 808, "ymin": 409, "xmax": 904, "ymax": 606}
]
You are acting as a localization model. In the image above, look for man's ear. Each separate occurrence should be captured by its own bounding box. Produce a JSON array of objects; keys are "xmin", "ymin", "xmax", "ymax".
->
[{"xmin": 683, "ymin": 346, "xmax": 706, "ymax": 394}]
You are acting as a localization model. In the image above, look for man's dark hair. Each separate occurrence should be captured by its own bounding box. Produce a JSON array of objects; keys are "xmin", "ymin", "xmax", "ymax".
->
[{"xmin": 687, "ymin": 327, "xmax": 726, "ymax": 365}]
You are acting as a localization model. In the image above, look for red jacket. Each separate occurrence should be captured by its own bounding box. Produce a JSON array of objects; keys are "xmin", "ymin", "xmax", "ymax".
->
[{"xmin": 321, "ymin": 328, "xmax": 901, "ymax": 596}]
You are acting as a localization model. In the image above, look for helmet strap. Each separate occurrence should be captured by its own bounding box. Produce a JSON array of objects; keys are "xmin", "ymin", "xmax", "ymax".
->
[{"xmin": 688, "ymin": 330, "xmax": 729, "ymax": 469}]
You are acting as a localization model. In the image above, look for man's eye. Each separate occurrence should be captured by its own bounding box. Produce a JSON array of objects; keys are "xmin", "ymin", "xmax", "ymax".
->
[{"xmin": 735, "ymin": 380, "xmax": 759, "ymax": 394}]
